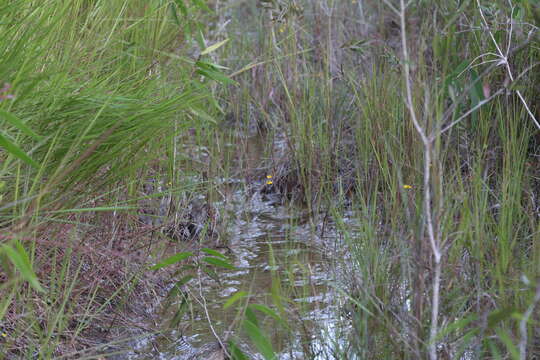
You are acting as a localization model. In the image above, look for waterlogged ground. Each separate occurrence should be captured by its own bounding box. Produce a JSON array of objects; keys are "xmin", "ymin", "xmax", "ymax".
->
[{"xmin": 123, "ymin": 135, "xmax": 353, "ymax": 359}]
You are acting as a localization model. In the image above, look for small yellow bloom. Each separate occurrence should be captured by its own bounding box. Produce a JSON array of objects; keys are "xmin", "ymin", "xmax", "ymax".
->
[
  {"xmin": 1, "ymin": 332, "xmax": 6, "ymax": 338},
  {"xmin": 266, "ymin": 175, "xmax": 273, "ymax": 179},
  {"xmin": 403, "ymin": 184, "xmax": 413, "ymax": 189},
  {"xmin": 266, "ymin": 180, "xmax": 273, "ymax": 185}
]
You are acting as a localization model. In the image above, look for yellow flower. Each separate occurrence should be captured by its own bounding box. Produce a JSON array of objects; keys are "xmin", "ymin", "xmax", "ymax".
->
[
  {"xmin": 266, "ymin": 180, "xmax": 273, "ymax": 185},
  {"xmin": 1, "ymin": 332, "xmax": 6, "ymax": 338},
  {"xmin": 403, "ymin": 184, "xmax": 413, "ymax": 189},
  {"xmin": 266, "ymin": 175, "xmax": 273, "ymax": 179}
]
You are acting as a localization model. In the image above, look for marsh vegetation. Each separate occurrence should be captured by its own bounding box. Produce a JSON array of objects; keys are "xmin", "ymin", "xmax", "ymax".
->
[{"xmin": 1, "ymin": 0, "xmax": 539, "ymax": 359}]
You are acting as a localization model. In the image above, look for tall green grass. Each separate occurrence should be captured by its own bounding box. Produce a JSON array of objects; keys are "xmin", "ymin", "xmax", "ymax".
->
[{"xmin": 0, "ymin": 0, "xmax": 222, "ymax": 357}]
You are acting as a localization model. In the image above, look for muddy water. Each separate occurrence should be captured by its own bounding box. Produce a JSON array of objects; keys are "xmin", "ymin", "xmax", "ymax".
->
[{"xmin": 126, "ymin": 136, "xmax": 350, "ymax": 359}]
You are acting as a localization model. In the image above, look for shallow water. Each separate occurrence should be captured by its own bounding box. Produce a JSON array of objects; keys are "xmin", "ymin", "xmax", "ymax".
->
[
  {"xmin": 123, "ymin": 134, "xmax": 351, "ymax": 359},
  {"xmin": 127, "ymin": 185, "xmax": 348, "ymax": 359}
]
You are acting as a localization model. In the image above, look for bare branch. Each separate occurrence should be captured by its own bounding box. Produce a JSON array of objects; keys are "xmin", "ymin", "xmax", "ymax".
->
[
  {"xmin": 441, "ymin": 37, "xmax": 533, "ymax": 125},
  {"xmin": 396, "ymin": 1, "xmax": 442, "ymax": 359},
  {"xmin": 477, "ymin": 0, "xmax": 540, "ymax": 130},
  {"xmin": 437, "ymin": 87, "xmax": 506, "ymax": 137}
]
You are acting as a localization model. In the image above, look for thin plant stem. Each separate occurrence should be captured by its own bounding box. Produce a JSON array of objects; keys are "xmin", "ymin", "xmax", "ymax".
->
[
  {"xmin": 396, "ymin": 1, "xmax": 442, "ymax": 358},
  {"xmin": 477, "ymin": 0, "xmax": 540, "ymax": 130}
]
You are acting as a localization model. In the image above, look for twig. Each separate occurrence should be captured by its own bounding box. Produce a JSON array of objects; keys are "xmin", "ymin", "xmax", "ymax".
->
[
  {"xmin": 477, "ymin": 0, "xmax": 540, "ymax": 130},
  {"xmin": 437, "ymin": 87, "xmax": 506, "ymax": 136},
  {"xmin": 391, "ymin": 1, "xmax": 442, "ymax": 358},
  {"xmin": 196, "ymin": 267, "xmax": 231, "ymax": 358},
  {"xmin": 440, "ymin": 37, "xmax": 533, "ymax": 126}
]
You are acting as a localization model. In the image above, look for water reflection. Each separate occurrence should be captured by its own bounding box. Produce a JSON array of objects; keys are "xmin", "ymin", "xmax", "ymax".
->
[
  {"xmin": 123, "ymin": 131, "xmax": 354, "ymax": 359},
  {"xmin": 124, "ymin": 181, "xmax": 349, "ymax": 359}
]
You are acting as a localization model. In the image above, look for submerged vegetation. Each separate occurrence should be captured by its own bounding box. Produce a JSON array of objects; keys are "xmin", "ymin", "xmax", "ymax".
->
[{"xmin": 1, "ymin": 0, "xmax": 539, "ymax": 359}]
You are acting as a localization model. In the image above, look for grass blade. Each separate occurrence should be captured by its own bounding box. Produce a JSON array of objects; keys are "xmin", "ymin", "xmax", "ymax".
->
[{"xmin": 0, "ymin": 132, "xmax": 39, "ymax": 168}]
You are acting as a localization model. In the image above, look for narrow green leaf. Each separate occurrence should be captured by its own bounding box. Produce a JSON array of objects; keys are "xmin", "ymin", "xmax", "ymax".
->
[
  {"xmin": 196, "ymin": 60, "xmax": 229, "ymax": 70},
  {"xmin": 249, "ymin": 303, "xmax": 288, "ymax": 329},
  {"xmin": 202, "ymin": 266, "xmax": 220, "ymax": 282},
  {"xmin": 169, "ymin": 296, "xmax": 189, "ymax": 327},
  {"xmin": 196, "ymin": 69, "xmax": 237, "ymax": 85},
  {"xmin": 202, "ymin": 256, "xmax": 235, "ymax": 269},
  {"xmin": 184, "ymin": 20, "xmax": 192, "ymax": 40},
  {"xmin": 201, "ymin": 247, "xmax": 227, "ymax": 259},
  {"xmin": 495, "ymin": 328, "xmax": 520, "ymax": 360},
  {"xmin": 470, "ymin": 69, "xmax": 485, "ymax": 103},
  {"xmin": 223, "ymin": 291, "xmax": 248, "ymax": 309},
  {"xmin": 444, "ymin": 59, "xmax": 470, "ymax": 89},
  {"xmin": 248, "ymin": 304, "xmax": 281, "ymax": 322},
  {"xmin": 454, "ymin": 329, "xmax": 479, "ymax": 359},
  {"xmin": 341, "ymin": 39, "xmax": 368, "ymax": 53},
  {"xmin": 0, "ymin": 132, "xmax": 39, "ymax": 168},
  {"xmin": 190, "ymin": 109, "xmax": 217, "ymax": 124},
  {"xmin": 0, "ymin": 108, "xmax": 41, "ymax": 140},
  {"xmin": 468, "ymin": 68, "xmax": 484, "ymax": 129},
  {"xmin": 173, "ymin": 0, "xmax": 188, "ymax": 16},
  {"xmin": 228, "ymin": 340, "xmax": 249, "ymax": 360},
  {"xmin": 169, "ymin": 2, "xmax": 181, "ymax": 26},
  {"xmin": 270, "ymin": 276, "xmax": 286, "ymax": 316},
  {"xmin": 150, "ymin": 252, "xmax": 193, "ymax": 270},
  {"xmin": 166, "ymin": 275, "xmax": 193, "ymax": 299},
  {"xmin": 175, "ymin": 274, "xmax": 194, "ymax": 287},
  {"xmin": 488, "ymin": 307, "xmax": 516, "ymax": 328},
  {"xmin": 243, "ymin": 319, "xmax": 276, "ymax": 360},
  {"xmin": 200, "ymin": 38, "xmax": 229, "ymax": 55},
  {"xmin": 195, "ymin": 26, "xmax": 206, "ymax": 49},
  {"xmin": 436, "ymin": 314, "xmax": 478, "ymax": 341},
  {"xmin": 245, "ymin": 306, "xmax": 258, "ymax": 327},
  {"xmin": 230, "ymin": 61, "xmax": 264, "ymax": 77},
  {"xmin": 487, "ymin": 338, "xmax": 503, "ymax": 359},
  {"xmin": 1, "ymin": 242, "xmax": 44, "ymax": 292}
]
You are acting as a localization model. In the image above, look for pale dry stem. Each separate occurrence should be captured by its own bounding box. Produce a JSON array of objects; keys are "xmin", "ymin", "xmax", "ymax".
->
[
  {"xmin": 477, "ymin": 0, "xmax": 540, "ymax": 130},
  {"xmin": 384, "ymin": 0, "xmax": 443, "ymax": 358}
]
